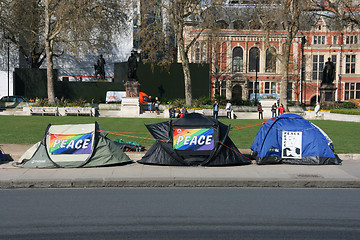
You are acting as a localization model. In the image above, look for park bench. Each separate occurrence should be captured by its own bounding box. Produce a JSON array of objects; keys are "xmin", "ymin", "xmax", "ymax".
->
[
  {"xmin": 30, "ymin": 107, "xmax": 58, "ymax": 116},
  {"xmin": 65, "ymin": 107, "xmax": 93, "ymax": 117},
  {"xmin": 202, "ymin": 109, "xmax": 227, "ymax": 118}
]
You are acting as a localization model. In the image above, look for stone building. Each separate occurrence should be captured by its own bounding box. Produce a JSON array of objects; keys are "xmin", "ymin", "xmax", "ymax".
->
[{"xmin": 182, "ymin": 5, "xmax": 360, "ymax": 105}]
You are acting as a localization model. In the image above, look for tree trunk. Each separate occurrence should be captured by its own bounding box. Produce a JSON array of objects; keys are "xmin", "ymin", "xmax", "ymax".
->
[
  {"xmin": 177, "ymin": 30, "xmax": 192, "ymax": 106},
  {"xmin": 44, "ymin": 0, "xmax": 55, "ymax": 104},
  {"xmin": 45, "ymin": 40, "xmax": 55, "ymax": 104},
  {"xmin": 280, "ymin": 37, "xmax": 293, "ymax": 112}
]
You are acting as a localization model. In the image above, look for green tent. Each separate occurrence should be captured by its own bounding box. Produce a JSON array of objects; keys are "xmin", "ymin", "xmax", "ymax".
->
[{"xmin": 15, "ymin": 123, "xmax": 132, "ymax": 168}]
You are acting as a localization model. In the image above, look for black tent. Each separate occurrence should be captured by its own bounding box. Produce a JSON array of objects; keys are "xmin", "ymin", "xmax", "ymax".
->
[{"xmin": 138, "ymin": 113, "xmax": 251, "ymax": 166}]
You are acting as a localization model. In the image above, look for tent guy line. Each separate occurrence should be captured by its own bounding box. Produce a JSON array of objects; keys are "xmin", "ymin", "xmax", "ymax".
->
[{"xmin": 219, "ymin": 140, "xmax": 255, "ymax": 163}]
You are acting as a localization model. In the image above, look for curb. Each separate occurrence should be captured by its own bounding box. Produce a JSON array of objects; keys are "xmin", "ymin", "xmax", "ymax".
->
[{"xmin": 1, "ymin": 178, "xmax": 360, "ymax": 189}]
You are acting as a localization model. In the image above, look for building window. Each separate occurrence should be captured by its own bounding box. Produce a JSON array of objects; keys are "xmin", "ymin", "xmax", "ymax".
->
[
  {"xmin": 331, "ymin": 55, "xmax": 337, "ymax": 74},
  {"xmin": 195, "ymin": 42, "xmax": 200, "ymax": 62},
  {"xmin": 221, "ymin": 81, "xmax": 226, "ymax": 97},
  {"xmin": 312, "ymin": 55, "xmax": 324, "ymax": 81},
  {"xmin": 287, "ymin": 82, "xmax": 293, "ymax": 100},
  {"xmin": 314, "ymin": 36, "xmax": 325, "ymax": 44},
  {"xmin": 249, "ymin": 47, "xmax": 260, "ymax": 72},
  {"xmin": 346, "ymin": 35, "xmax": 358, "ymax": 44},
  {"xmin": 232, "ymin": 47, "xmax": 243, "ymax": 72},
  {"xmin": 216, "ymin": 42, "xmax": 227, "ymax": 72},
  {"xmin": 346, "ymin": 55, "xmax": 356, "ymax": 74},
  {"xmin": 264, "ymin": 82, "xmax": 276, "ymax": 94},
  {"xmin": 233, "ymin": 20, "xmax": 244, "ymax": 30},
  {"xmin": 248, "ymin": 81, "xmax": 259, "ymax": 98},
  {"xmin": 201, "ymin": 42, "xmax": 207, "ymax": 63},
  {"xmin": 344, "ymin": 82, "xmax": 360, "ymax": 100},
  {"xmin": 333, "ymin": 36, "xmax": 337, "ymax": 45},
  {"xmin": 265, "ymin": 48, "xmax": 276, "ymax": 72}
]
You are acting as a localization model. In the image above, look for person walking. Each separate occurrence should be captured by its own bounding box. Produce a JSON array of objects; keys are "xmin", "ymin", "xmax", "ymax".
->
[
  {"xmin": 257, "ymin": 102, "xmax": 263, "ymax": 119},
  {"xmin": 271, "ymin": 103, "xmax": 277, "ymax": 118},
  {"xmin": 154, "ymin": 97, "xmax": 160, "ymax": 115},
  {"xmin": 213, "ymin": 100, "xmax": 219, "ymax": 119},
  {"xmin": 225, "ymin": 100, "xmax": 233, "ymax": 119},
  {"xmin": 278, "ymin": 104, "xmax": 284, "ymax": 116},
  {"xmin": 148, "ymin": 96, "xmax": 153, "ymax": 113}
]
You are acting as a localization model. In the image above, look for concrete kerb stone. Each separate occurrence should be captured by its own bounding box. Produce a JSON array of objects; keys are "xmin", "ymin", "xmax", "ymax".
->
[{"xmin": 1, "ymin": 178, "xmax": 360, "ymax": 189}]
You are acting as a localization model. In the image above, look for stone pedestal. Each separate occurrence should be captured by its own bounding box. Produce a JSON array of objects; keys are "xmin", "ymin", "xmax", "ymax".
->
[
  {"xmin": 124, "ymin": 80, "xmax": 140, "ymax": 98},
  {"xmin": 319, "ymin": 84, "xmax": 337, "ymax": 105},
  {"xmin": 120, "ymin": 97, "xmax": 140, "ymax": 117}
]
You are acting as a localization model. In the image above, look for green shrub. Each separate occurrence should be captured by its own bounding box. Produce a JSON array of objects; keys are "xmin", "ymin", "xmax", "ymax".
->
[
  {"xmin": 339, "ymin": 101, "xmax": 357, "ymax": 109},
  {"xmin": 192, "ymin": 97, "xmax": 212, "ymax": 107},
  {"xmin": 231, "ymin": 98, "xmax": 256, "ymax": 106},
  {"xmin": 71, "ymin": 98, "xmax": 87, "ymax": 107},
  {"xmin": 330, "ymin": 109, "xmax": 360, "ymax": 115},
  {"xmin": 171, "ymin": 98, "xmax": 186, "ymax": 108}
]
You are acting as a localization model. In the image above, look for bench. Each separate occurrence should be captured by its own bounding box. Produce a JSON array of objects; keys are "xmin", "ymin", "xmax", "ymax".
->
[
  {"xmin": 202, "ymin": 109, "xmax": 227, "ymax": 118},
  {"xmin": 65, "ymin": 107, "xmax": 93, "ymax": 117},
  {"xmin": 30, "ymin": 107, "xmax": 58, "ymax": 116}
]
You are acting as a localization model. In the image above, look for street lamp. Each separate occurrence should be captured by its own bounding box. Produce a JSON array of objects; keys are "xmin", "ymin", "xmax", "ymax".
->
[
  {"xmin": 7, "ymin": 36, "xmax": 10, "ymax": 99},
  {"xmin": 255, "ymin": 54, "xmax": 258, "ymax": 101},
  {"xmin": 255, "ymin": 42, "xmax": 260, "ymax": 103}
]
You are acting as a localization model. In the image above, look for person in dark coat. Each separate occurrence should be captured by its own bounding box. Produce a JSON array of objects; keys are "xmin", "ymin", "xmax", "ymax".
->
[{"xmin": 257, "ymin": 103, "xmax": 263, "ymax": 119}]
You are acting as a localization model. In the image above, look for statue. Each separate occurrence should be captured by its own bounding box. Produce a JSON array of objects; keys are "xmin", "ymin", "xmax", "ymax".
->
[
  {"xmin": 127, "ymin": 51, "xmax": 138, "ymax": 80},
  {"xmin": 94, "ymin": 54, "xmax": 106, "ymax": 79},
  {"xmin": 321, "ymin": 58, "xmax": 335, "ymax": 86}
]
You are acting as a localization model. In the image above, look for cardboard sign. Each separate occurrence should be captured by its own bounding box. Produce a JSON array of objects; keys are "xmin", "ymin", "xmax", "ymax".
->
[
  {"xmin": 282, "ymin": 131, "xmax": 302, "ymax": 159},
  {"xmin": 173, "ymin": 128, "xmax": 214, "ymax": 151},
  {"xmin": 49, "ymin": 133, "xmax": 93, "ymax": 154}
]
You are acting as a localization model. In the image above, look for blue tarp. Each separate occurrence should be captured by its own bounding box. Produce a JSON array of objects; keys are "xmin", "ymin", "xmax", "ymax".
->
[{"xmin": 251, "ymin": 113, "xmax": 341, "ymax": 165}]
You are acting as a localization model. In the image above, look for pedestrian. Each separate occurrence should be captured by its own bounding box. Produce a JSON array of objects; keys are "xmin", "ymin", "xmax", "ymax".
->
[
  {"xmin": 271, "ymin": 103, "xmax": 277, "ymax": 118},
  {"xmin": 169, "ymin": 105, "xmax": 175, "ymax": 118},
  {"xmin": 257, "ymin": 102, "xmax": 263, "ymax": 119},
  {"xmin": 148, "ymin": 96, "xmax": 153, "ymax": 113},
  {"xmin": 175, "ymin": 107, "xmax": 181, "ymax": 118},
  {"xmin": 315, "ymin": 102, "xmax": 321, "ymax": 117},
  {"xmin": 225, "ymin": 100, "xmax": 233, "ymax": 119},
  {"xmin": 180, "ymin": 106, "xmax": 187, "ymax": 118},
  {"xmin": 213, "ymin": 100, "xmax": 219, "ymax": 119},
  {"xmin": 154, "ymin": 97, "xmax": 160, "ymax": 114},
  {"xmin": 278, "ymin": 104, "xmax": 284, "ymax": 116}
]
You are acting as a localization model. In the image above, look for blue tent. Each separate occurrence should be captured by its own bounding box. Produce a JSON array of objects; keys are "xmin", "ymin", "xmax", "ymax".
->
[{"xmin": 251, "ymin": 113, "xmax": 341, "ymax": 165}]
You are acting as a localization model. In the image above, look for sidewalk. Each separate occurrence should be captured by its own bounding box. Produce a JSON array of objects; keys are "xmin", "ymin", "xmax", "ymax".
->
[{"xmin": 1, "ymin": 144, "xmax": 360, "ymax": 189}]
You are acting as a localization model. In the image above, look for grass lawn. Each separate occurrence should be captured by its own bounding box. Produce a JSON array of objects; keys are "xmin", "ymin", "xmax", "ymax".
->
[{"xmin": 0, "ymin": 116, "xmax": 358, "ymax": 153}]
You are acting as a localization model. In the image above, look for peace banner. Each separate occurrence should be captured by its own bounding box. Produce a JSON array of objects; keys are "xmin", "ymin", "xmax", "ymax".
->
[
  {"xmin": 173, "ymin": 128, "xmax": 214, "ymax": 151},
  {"xmin": 49, "ymin": 133, "xmax": 93, "ymax": 154}
]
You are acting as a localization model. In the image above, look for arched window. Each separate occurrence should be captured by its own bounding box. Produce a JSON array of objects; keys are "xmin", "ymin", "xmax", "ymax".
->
[
  {"xmin": 266, "ymin": 47, "xmax": 276, "ymax": 72},
  {"xmin": 216, "ymin": 20, "xmax": 228, "ymax": 29},
  {"xmin": 249, "ymin": 47, "xmax": 260, "ymax": 72},
  {"xmin": 233, "ymin": 20, "xmax": 244, "ymax": 30},
  {"xmin": 232, "ymin": 47, "xmax": 243, "ymax": 72},
  {"xmin": 195, "ymin": 42, "xmax": 200, "ymax": 62}
]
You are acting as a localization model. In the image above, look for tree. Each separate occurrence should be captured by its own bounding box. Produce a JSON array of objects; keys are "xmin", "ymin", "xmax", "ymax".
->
[
  {"xmin": 255, "ymin": 0, "xmax": 313, "ymax": 111},
  {"xmin": 1, "ymin": 0, "xmax": 128, "ymax": 103},
  {"xmin": 0, "ymin": 0, "xmax": 45, "ymax": 68},
  {"xmin": 42, "ymin": 0, "xmax": 128, "ymax": 103},
  {"xmin": 138, "ymin": 0, "xmax": 222, "ymax": 106}
]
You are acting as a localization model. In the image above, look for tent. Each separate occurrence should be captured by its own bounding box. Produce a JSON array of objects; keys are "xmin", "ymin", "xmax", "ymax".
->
[
  {"xmin": 138, "ymin": 113, "xmax": 251, "ymax": 166},
  {"xmin": 15, "ymin": 123, "xmax": 132, "ymax": 168},
  {"xmin": 251, "ymin": 113, "xmax": 341, "ymax": 165}
]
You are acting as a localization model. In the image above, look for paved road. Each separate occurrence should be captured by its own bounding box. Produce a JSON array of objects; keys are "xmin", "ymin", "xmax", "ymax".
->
[{"xmin": 1, "ymin": 188, "xmax": 359, "ymax": 240}]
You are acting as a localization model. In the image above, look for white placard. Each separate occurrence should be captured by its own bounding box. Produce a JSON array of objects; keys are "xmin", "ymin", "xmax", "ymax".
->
[
  {"xmin": 282, "ymin": 131, "xmax": 302, "ymax": 159},
  {"xmin": 106, "ymin": 91, "xmax": 126, "ymax": 103}
]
